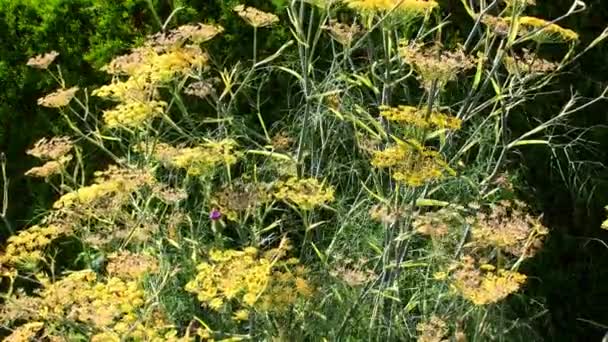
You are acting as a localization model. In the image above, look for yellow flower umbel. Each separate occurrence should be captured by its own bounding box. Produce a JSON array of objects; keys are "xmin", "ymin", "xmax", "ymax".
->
[
  {"xmin": 53, "ymin": 165, "xmax": 156, "ymax": 209},
  {"xmin": 3, "ymin": 322, "xmax": 45, "ymax": 342},
  {"xmin": 37, "ymin": 87, "xmax": 79, "ymax": 108},
  {"xmin": 371, "ymin": 140, "xmax": 454, "ymax": 186},
  {"xmin": 273, "ymin": 177, "xmax": 335, "ymax": 210},
  {"xmin": 141, "ymin": 139, "xmax": 239, "ymax": 177},
  {"xmin": 517, "ymin": 16, "xmax": 579, "ymax": 42},
  {"xmin": 399, "ymin": 43, "xmax": 475, "ymax": 91},
  {"xmin": 234, "ymin": 5, "xmax": 279, "ymax": 28},
  {"xmin": 0, "ymin": 225, "xmax": 66, "ymax": 268},
  {"xmin": 448, "ymin": 256, "xmax": 527, "ymax": 305},
  {"xmin": 185, "ymin": 243, "xmax": 312, "ymax": 316},
  {"xmin": 379, "ymin": 105, "xmax": 462, "ymax": 130},
  {"xmin": 102, "ymin": 99, "xmax": 167, "ymax": 128},
  {"xmin": 343, "ymin": 0, "xmax": 438, "ymax": 14}
]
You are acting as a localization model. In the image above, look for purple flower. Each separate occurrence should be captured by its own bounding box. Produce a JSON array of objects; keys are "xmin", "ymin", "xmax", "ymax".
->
[{"xmin": 209, "ymin": 208, "xmax": 222, "ymax": 221}]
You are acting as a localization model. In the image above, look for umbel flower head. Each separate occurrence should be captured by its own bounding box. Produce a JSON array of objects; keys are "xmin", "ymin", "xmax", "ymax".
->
[
  {"xmin": 234, "ymin": 4, "xmax": 280, "ymax": 28},
  {"xmin": 447, "ymin": 256, "xmax": 527, "ymax": 305},
  {"xmin": 185, "ymin": 242, "xmax": 313, "ymax": 316},
  {"xmin": 138, "ymin": 139, "xmax": 239, "ymax": 177},
  {"xmin": 371, "ymin": 139, "xmax": 455, "ymax": 186},
  {"xmin": 399, "ymin": 42, "xmax": 475, "ymax": 91},
  {"xmin": 26, "ymin": 136, "xmax": 73, "ymax": 160},
  {"xmin": 343, "ymin": 0, "xmax": 438, "ymax": 15},
  {"xmin": 27, "ymin": 51, "xmax": 59, "ymax": 69},
  {"xmin": 273, "ymin": 177, "xmax": 335, "ymax": 210},
  {"xmin": 37, "ymin": 87, "xmax": 79, "ymax": 108},
  {"xmin": 379, "ymin": 105, "xmax": 462, "ymax": 130}
]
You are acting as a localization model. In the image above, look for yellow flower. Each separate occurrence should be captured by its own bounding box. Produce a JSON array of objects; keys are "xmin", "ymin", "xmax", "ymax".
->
[
  {"xmin": 343, "ymin": 0, "xmax": 438, "ymax": 14},
  {"xmin": 379, "ymin": 105, "xmax": 461, "ymax": 130},
  {"xmin": 371, "ymin": 140, "xmax": 454, "ymax": 186},
  {"xmin": 3, "ymin": 322, "xmax": 45, "ymax": 342},
  {"xmin": 37, "ymin": 87, "xmax": 79, "ymax": 108},
  {"xmin": 102, "ymin": 100, "xmax": 167, "ymax": 128},
  {"xmin": 140, "ymin": 139, "xmax": 239, "ymax": 177},
  {"xmin": 233, "ymin": 309, "xmax": 250, "ymax": 321},
  {"xmin": 517, "ymin": 16, "xmax": 579, "ymax": 42},
  {"xmin": 273, "ymin": 177, "xmax": 335, "ymax": 210}
]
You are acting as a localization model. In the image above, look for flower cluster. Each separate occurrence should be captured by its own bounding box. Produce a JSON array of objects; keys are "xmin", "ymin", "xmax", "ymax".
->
[
  {"xmin": 25, "ymin": 136, "xmax": 74, "ymax": 178},
  {"xmin": 37, "ymin": 87, "xmax": 79, "ymax": 108},
  {"xmin": 26, "ymin": 51, "xmax": 59, "ymax": 70},
  {"xmin": 185, "ymin": 243, "xmax": 312, "ymax": 318},
  {"xmin": 0, "ymin": 225, "xmax": 66, "ymax": 268},
  {"xmin": 273, "ymin": 177, "xmax": 335, "ymax": 210},
  {"xmin": 481, "ymin": 15, "xmax": 578, "ymax": 42},
  {"xmin": 323, "ymin": 19, "xmax": 362, "ymax": 46},
  {"xmin": 212, "ymin": 181, "xmax": 272, "ymax": 221},
  {"xmin": 106, "ymin": 251, "xmax": 159, "ymax": 280},
  {"xmin": 504, "ymin": 49, "xmax": 557, "ymax": 75},
  {"xmin": 399, "ymin": 42, "xmax": 475, "ymax": 91},
  {"xmin": 234, "ymin": 5, "xmax": 280, "ymax": 28},
  {"xmin": 468, "ymin": 201, "xmax": 548, "ymax": 258},
  {"xmin": 380, "ymin": 105, "xmax": 462, "ymax": 130},
  {"xmin": 141, "ymin": 139, "xmax": 239, "ymax": 177},
  {"xmin": 413, "ymin": 208, "xmax": 460, "ymax": 238},
  {"xmin": 53, "ymin": 165, "xmax": 156, "ymax": 209},
  {"xmin": 448, "ymin": 256, "xmax": 527, "ymax": 305},
  {"xmin": 343, "ymin": 0, "xmax": 438, "ymax": 15},
  {"xmin": 93, "ymin": 24, "xmax": 220, "ymax": 129},
  {"xmin": 416, "ymin": 316, "xmax": 448, "ymax": 342},
  {"xmin": 371, "ymin": 140, "xmax": 454, "ymax": 186},
  {"xmin": 0, "ymin": 270, "xmax": 189, "ymax": 340}
]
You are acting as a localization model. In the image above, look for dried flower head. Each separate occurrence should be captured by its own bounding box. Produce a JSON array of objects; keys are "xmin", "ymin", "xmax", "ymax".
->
[
  {"xmin": 185, "ymin": 80, "xmax": 216, "ymax": 98},
  {"xmin": 106, "ymin": 251, "xmax": 159, "ymax": 280},
  {"xmin": 399, "ymin": 42, "xmax": 475, "ymax": 91},
  {"xmin": 468, "ymin": 201, "xmax": 548, "ymax": 258},
  {"xmin": 273, "ymin": 177, "xmax": 335, "ymax": 210},
  {"xmin": 147, "ymin": 23, "xmax": 224, "ymax": 48},
  {"xmin": 414, "ymin": 208, "xmax": 461, "ymax": 238},
  {"xmin": 212, "ymin": 181, "xmax": 272, "ymax": 221},
  {"xmin": 37, "ymin": 87, "xmax": 79, "ymax": 108},
  {"xmin": 27, "ymin": 136, "xmax": 73, "ymax": 160},
  {"xmin": 234, "ymin": 5, "xmax": 280, "ymax": 28},
  {"xmin": 416, "ymin": 316, "xmax": 448, "ymax": 342},
  {"xmin": 380, "ymin": 105, "xmax": 462, "ymax": 130},
  {"xmin": 271, "ymin": 131, "xmax": 294, "ymax": 151},
  {"xmin": 369, "ymin": 204, "xmax": 401, "ymax": 226},
  {"xmin": 449, "ymin": 256, "xmax": 527, "ymax": 305},
  {"xmin": 25, "ymin": 155, "xmax": 72, "ymax": 178},
  {"xmin": 323, "ymin": 19, "xmax": 362, "ymax": 46},
  {"xmin": 27, "ymin": 51, "xmax": 59, "ymax": 69},
  {"xmin": 504, "ymin": 50, "xmax": 557, "ymax": 75}
]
